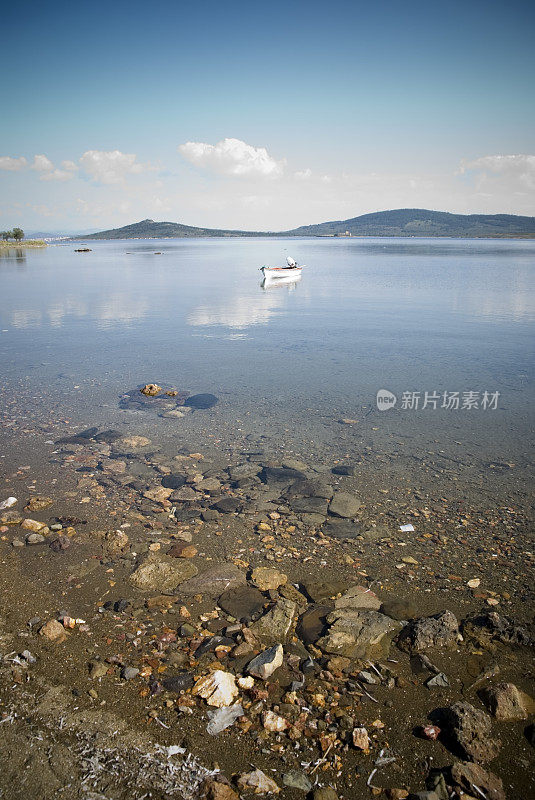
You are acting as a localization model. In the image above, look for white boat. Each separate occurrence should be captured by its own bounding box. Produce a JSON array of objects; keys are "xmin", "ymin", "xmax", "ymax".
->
[{"xmin": 260, "ymin": 256, "xmax": 304, "ymax": 279}]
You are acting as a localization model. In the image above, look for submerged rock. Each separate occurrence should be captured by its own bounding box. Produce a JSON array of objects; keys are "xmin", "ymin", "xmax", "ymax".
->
[
  {"xmin": 184, "ymin": 393, "xmax": 218, "ymax": 409},
  {"xmin": 317, "ymin": 609, "xmax": 400, "ymax": 658},
  {"xmin": 328, "ymin": 491, "xmax": 362, "ymax": 518},
  {"xmin": 178, "ymin": 563, "xmax": 247, "ymax": 597},
  {"xmin": 334, "ymin": 585, "xmax": 381, "ymax": 611},
  {"xmin": 129, "ymin": 555, "xmax": 198, "ymax": 592},
  {"xmin": 218, "ymin": 585, "xmax": 265, "ymax": 620}
]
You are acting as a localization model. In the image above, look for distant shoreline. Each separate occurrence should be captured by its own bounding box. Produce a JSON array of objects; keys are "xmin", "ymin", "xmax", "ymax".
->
[
  {"xmin": 0, "ymin": 239, "xmax": 47, "ymax": 248},
  {"xmin": 70, "ymin": 233, "xmax": 535, "ymax": 242}
]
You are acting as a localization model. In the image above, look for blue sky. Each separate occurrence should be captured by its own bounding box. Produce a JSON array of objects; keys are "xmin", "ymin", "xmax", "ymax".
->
[{"xmin": 1, "ymin": 0, "xmax": 534, "ymax": 231}]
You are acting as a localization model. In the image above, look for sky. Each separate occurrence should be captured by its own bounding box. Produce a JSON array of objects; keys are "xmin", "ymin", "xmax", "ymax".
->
[{"xmin": 1, "ymin": 0, "xmax": 534, "ymax": 232}]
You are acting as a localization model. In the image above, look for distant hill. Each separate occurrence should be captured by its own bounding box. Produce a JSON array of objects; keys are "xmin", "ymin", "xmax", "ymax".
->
[
  {"xmin": 81, "ymin": 219, "xmax": 268, "ymax": 240},
  {"xmin": 283, "ymin": 209, "xmax": 535, "ymax": 238},
  {"xmin": 78, "ymin": 210, "xmax": 535, "ymax": 240}
]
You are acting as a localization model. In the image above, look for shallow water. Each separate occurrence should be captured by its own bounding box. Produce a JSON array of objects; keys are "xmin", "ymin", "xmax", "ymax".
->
[{"xmin": 1, "ymin": 237, "xmax": 534, "ymax": 493}]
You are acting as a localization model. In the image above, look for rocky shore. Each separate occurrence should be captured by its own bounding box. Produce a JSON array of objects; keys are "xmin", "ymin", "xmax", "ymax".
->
[{"xmin": 0, "ymin": 413, "xmax": 534, "ymax": 800}]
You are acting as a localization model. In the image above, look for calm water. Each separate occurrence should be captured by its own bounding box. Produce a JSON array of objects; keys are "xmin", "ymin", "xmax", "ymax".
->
[{"xmin": 1, "ymin": 237, "xmax": 534, "ymax": 488}]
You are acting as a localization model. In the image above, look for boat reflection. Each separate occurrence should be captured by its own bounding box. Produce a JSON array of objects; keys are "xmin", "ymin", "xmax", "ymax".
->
[{"xmin": 261, "ymin": 273, "xmax": 302, "ymax": 291}]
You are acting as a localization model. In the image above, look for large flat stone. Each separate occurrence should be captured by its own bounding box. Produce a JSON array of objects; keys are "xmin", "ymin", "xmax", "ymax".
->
[
  {"xmin": 317, "ymin": 609, "xmax": 401, "ymax": 658},
  {"xmin": 130, "ymin": 556, "xmax": 198, "ymax": 592},
  {"xmin": 178, "ymin": 562, "xmax": 247, "ymax": 597}
]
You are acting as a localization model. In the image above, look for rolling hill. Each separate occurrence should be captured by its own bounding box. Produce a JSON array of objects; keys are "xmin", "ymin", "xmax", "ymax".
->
[{"xmin": 79, "ymin": 209, "xmax": 535, "ymax": 240}]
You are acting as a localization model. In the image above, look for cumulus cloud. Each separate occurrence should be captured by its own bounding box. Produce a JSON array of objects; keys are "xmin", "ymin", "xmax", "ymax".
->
[
  {"xmin": 79, "ymin": 150, "xmax": 151, "ymax": 184},
  {"xmin": 294, "ymin": 168, "xmax": 312, "ymax": 180},
  {"xmin": 32, "ymin": 154, "xmax": 54, "ymax": 172},
  {"xmin": 179, "ymin": 137, "xmax": 285, "ymax": 178},
  {"xmin": 459, "ymin": 154, "xmax": 535, "ymax": 191},
  {"xmin": 0, "ymin": 156, "xmax": 28, "ymax": 171}
]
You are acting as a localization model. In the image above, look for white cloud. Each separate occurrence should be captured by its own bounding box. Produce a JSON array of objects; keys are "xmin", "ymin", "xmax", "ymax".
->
[
  {"xmin": 41, "ymin": 168, "xmax": 77, "ymax": 181},
  {"xmin": 32, "ymin": 154, "xmax": 54, "ymax": 172},
  {"xmin": 0, "ymin": 156, "xmax": 28, "ymax": 171},
  {"xmin": 79, "ymin": 149, "xmax": 151, "ymax": 184},
  {"xmin": 459, "ymin": 154, "xmax": 535, "ymax": 191},
  {"xmin": 295, "ymin": 168, "xmax": 312, "ymax": 180},
  {"xmin": 179, "ymin": 137, "xmax": 285, "ymax": 178}
]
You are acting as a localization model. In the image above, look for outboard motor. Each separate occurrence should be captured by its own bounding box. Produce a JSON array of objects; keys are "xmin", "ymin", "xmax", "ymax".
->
[{"xmin": 286, "ymin": 256, "xmax": 297, "ymax": 267}]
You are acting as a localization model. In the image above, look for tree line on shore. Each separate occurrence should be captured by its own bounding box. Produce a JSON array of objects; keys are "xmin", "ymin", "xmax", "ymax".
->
[{"xmin": 1, "ymin": 227, "xmax": 24, "ymax": 241}]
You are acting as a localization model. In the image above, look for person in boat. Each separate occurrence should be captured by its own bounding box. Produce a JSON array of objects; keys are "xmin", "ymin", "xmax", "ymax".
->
[{"xmin": 286, "ymin": 256, "xmax": 298, "ymax": 269}]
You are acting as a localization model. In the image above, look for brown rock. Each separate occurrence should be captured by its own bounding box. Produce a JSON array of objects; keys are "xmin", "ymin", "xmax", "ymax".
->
[
  {"xmin": 39, "ymin": 619, "xmax": 67, "ymax": 643},
  {"xmin": 251, "ymin": 566, "xmax": 287, "ymax": 591},
  {"xmin": 167, "ymin": 542, "xmax": 198, "ymax": 559},
  {"xmin": 479, "ymin": 682, "xmax": 533, "ymax": 720},
  {"xmin": 25, "ymin": 496, "xmax": 53, "ymax": 512},
  {"xmin": 140, "ymin": 384, "xmax": 162, "ymax": 396},
  {"xmin": 21, "ymin": 518, "xmax": 48, "ymax": 533},
  {"xmin": 202, "ymin": 778, "xmax": 239, "ymax": 800},
  {"xmin": 450, "ymin": 761, "xmax": 506, "ymax": 800},
  {"xmin": 143, "ymin": 486, "xmax": 173, "ymax": 503}
]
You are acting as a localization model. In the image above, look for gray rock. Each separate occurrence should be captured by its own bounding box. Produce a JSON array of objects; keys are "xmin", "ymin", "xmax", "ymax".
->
[
  {"xmin": 162, "ymin": 673, "xmax": 195, "ymax": 693},
  {"xmin": 331, "ymin": 465, "xmax": 357, "ymax": 476},
  {"xmin": 218, "ymin": 585, "xmax": 265, "ymax": 620},
  {"xmin": 178, "ymin": 563, "xmax": 247, "ymax": 597},
  {"xmin": 322, "ymin": 520, "xmax": 360, "ymax": 539},
  {"xmin": 161, "ymin": 474, "xmax": 186, "ymax": 489},
  {"xmin": 290, "ymin": 496, "xmax": 329, "ymax": 515},
  {"xmin": 328, "ymin": 491, "xmax": 362, "ymax": 518},
  {"xmin": 212, "ymin": 497, "xmax": 242, "ymax": 513},
  {"xmin": 283, "ymin": 479, "xmax": 333, "ymax": 500},
  {"xmin": 282, "ymin": 770, "xmax": 312, "ymax": 792},
  {"xmin": 261, "ymin": 466, "xmax": 307, "ymax": 485},
  {"xmin": 228, "ymin": 463, "xmax": 260, "ymax": 481},
  {"xmin": 249, "ymin": 598, "xmax": 296, "ymax": 643},
  {"xmin": 247, "ymin": 644, "xmax": 284, "ymax": 679},
  {"xmin": 425, "ymin": 672, "xmax": 450, "ymax": 688},
  {"xmin": 184, "ymin": 393, "xmax": 218, "ymax": 409},
  {"xmin": 462, "ymin": 610, "xmax": 534, "ymax": 647},
  {"xmin": 26, "ymin": 533, "xmax": 45, "ymax": 545},
  {"xmin": 121, "ymin": 666, "xmax": 139, "ymax": 680},
  {"xmin": 130, "ymin": 555, "xmax": 198, "ymax": 592},
  {"xmin": 398, "ymin": 610, "xmax": 460, "ymax": 651},
  {"xmin": 442, "ymin": 701, "xmax": 501, "ymax": 762},
  {"xmin": 317, "ymin": 609, "xmax": 401, "ymax": 658}
]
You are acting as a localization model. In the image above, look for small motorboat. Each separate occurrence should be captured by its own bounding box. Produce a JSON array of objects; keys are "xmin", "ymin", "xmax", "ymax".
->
[{"xmin": 260, "ymin": 256, "xmax": 304, "ymax": 279}]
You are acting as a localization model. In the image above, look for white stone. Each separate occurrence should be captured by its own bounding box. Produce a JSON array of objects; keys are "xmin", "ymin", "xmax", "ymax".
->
[{"xmin": 192, "ymin": 670, "xmax": 239, "ymax": 707}]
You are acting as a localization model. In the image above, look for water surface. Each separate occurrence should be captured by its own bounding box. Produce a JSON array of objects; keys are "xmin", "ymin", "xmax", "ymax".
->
[{"xmin": 1, "ymin": 237, "xmax": 534, "ymax": 495}]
